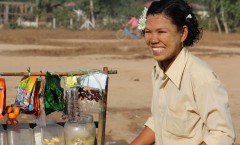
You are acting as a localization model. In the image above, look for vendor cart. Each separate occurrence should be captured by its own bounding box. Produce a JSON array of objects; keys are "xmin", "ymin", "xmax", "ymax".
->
[{"xmin": 0, "ymin": 67, "xmax": 117, "ymax": 145}]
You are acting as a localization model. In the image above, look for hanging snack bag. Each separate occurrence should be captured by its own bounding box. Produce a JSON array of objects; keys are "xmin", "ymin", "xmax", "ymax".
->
[
  {"xmin": 31, "ymin": 79, "xmax": 45, "ymax": 117},
  {"xmin": 78, "ymin": 87, "xmax": 103, "ymax": 113},
  {"xmin": 77, "ymin": 72, "xmax": 108, "ymax": 113},
  {"xmin": 66, "ymin": 76, "xmax": 78, "ymax": 88},
  {"xmin": 0, "ymin": 78, "xmax": 6, "ymax": 119},
  {"xmin": 15, "ymin": 76, "xmax": 37, "ymax": 111},
  {"xmin": 44, "ymin": 72, "xmax": 64, "ymax": 115},
  {"xmin": 62, "ymin": 87, "xmax": 80, "ymax": 121}
]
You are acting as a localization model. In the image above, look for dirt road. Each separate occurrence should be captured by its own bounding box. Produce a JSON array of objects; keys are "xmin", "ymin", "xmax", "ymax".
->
[{"xmin": 0, "ymin": 29, "xmax": 239, "ymax": 144}]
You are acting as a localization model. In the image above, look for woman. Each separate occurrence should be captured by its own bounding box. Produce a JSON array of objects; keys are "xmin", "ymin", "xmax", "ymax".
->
[{"xmin": 130, "ymin": 0, "xmax": 235, "ymax": 145}]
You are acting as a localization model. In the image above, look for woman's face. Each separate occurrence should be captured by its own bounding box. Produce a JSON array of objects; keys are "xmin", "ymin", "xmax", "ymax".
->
[{"xmin": 144, "ymin": 13, "xmax": 187, "ymax": 69}]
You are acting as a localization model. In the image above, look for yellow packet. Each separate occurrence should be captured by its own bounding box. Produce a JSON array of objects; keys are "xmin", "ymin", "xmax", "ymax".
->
[
  {"xmin": 66, "ymin": 76, "xmax": 78, "ymax": 87},
  {"xmin": 20, "ymin": 76, "xmax": 37, "ymax": 93}
]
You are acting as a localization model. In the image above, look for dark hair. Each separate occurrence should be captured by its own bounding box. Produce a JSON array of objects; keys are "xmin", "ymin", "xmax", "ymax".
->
[{"xmin": 147, "ymin": 0, "xmax": 202, "ymax": 47}]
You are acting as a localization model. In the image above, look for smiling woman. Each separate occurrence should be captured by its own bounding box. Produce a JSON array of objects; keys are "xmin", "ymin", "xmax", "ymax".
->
[
  {"xmin": 130, "ymin": 0, "xmax": 236, "ymax": 145},
  {"xmin": 143, "ymin": 0, "xmax": 201, "ymax": 71},
  {"xmin": 144, "ymin": 14, "xmax": 184, "ymax": 71}
]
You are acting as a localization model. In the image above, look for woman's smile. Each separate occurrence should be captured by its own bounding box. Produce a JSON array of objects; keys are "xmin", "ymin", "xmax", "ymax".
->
[{"xmin": 152, "ymin": 47, "xmax": 165, "ymax": 55}]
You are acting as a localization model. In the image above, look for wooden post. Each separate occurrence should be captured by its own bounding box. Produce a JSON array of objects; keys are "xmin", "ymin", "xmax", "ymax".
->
[
  {"xmin": 0, "ymin": 72, "xmax": 87, "ymax": 76},
  {"xmin": 4, "ymin": 4, "xmax": 8, "ymax": 24},
  {"xmin": 90, "ymin": 0, "xmax": 95, "ymax": 27},
  {"xmin": 53, "ymin": 17, "xmax": 56, "ymax": 29},
  {"xmin": 0, "ymin": 70, "xmax": 117, "ymax": 76},
  {"xmin": 97, "ymin": 67, "xmax": 108, "ymax": 145},
  {"xmin": 70, "ymin": 18, "xmax": 73, "ymax": 29}
]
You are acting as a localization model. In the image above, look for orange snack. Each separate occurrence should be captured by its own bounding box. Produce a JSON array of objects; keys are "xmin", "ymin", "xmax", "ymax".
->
[
  {"xmin": 8, "ymin": 113, "xmax": 17, "ymax": 119},
  {"xmin": 13, "ymin": 107, "xmax": 20, "ymax": 116},
  {"xmin": 6, "ymin": 106, "xmax": 13, "ymax": 114},
  {"xmin": 5, "ymin": 105, "xmax": 20, "ymax": 125}
]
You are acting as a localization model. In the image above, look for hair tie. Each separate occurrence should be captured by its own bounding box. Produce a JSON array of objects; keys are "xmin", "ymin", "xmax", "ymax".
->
[{"xmin": 186, "ymin": 14, "xmax": 192, "ymax": 20}]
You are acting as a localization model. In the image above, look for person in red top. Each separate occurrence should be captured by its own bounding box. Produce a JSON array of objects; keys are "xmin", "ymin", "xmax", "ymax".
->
[{"xmin": 126, "ymin": 16, "xmax": 138, "ymax": 35}]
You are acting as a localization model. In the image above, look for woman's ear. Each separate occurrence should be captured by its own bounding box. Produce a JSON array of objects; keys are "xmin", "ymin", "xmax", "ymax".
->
[{"xmin": 181, "ymin": 25, "xmax": 188, "ymax": 42}]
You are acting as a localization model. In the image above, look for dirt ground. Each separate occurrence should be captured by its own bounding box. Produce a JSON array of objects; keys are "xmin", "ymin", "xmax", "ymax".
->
[{"xmin": 0, "ymin": 29, "xmax": 240, "ymax": 145}]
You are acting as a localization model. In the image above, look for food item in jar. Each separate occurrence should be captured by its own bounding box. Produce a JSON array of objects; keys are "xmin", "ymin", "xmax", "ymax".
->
[
  {"xmin": 65, "ymin": 136, "xmax": 95, "ymax": 145},
  {"xmin": 43, "ymin": 137, "xmax": 64, "ymax": 145}
]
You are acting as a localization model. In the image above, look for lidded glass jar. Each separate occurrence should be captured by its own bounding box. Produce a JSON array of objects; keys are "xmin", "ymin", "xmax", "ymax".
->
[
  {"xmin": 0, "ymin": 124, "xmax": 7, "ymax": 145},
  {"xmin": 34, "ymin": 119, "xmax": 65, "ymax": 145},
  {"xmin": 7, "ymin": 123, "xmax": 34, "ymax": 145},
  {"xmin": 64, "ymin": 114, "xmax": 96, "ymax": 145}
]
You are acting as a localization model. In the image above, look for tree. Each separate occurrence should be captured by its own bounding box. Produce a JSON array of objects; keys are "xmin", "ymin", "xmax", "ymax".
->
[{"xmin": 187, "ymin": 0, "xmax": 240, "ymax": 33}]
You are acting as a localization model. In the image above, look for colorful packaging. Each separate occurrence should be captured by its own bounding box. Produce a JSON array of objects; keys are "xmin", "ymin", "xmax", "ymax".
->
[
  {"xmin": 0, "ymin": 78, "xmax": 6, "ymax": 119},
  {"xmin": 15, "ymin": 76, "xmax": 37, "ymax": 110}
]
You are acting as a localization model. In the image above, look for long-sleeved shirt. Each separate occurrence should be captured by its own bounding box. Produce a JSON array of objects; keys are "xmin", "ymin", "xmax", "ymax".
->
[{"xmin": 145, "ymin": 47, "xmax": 235, "ymax": 145}]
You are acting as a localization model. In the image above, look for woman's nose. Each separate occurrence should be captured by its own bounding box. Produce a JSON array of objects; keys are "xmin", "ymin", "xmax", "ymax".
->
[
  {"xmin": 150, "ymin": 39, "xmax": 158, "ymax": 44},
  {"xmin": 150, "ymin": 34, "xmax": 159, "ymax": 44}
]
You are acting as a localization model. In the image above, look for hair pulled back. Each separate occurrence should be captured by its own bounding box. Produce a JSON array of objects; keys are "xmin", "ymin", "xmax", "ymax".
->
[{"xmin": 147, "ymin": 0, "xmax": 202, "ymax": 47}]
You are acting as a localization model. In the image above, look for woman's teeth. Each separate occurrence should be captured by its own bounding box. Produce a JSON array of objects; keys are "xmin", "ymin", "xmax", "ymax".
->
[{"xmin": 153, "ymin": 48, "xmax": 164, "ymax": 51}]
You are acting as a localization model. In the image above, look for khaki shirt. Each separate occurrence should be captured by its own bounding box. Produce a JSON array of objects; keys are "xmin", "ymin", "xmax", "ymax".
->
[{"xmin": 145, "ymin": 48, "xmax": 235, "ymax": 145}]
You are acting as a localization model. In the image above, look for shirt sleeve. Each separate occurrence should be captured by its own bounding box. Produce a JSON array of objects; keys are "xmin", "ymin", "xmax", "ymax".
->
[
  {"xmin": 145, "ymin": 115, "xmax": 155, "ymax": 132},
  {"xmin": 193, "ymin": 71, "xmax": 236, "ymax": 145}
]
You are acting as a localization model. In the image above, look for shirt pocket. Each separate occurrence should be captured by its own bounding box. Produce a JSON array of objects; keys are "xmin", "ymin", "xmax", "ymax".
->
[{"xmin": 164, "ymin": 103, "xmax": 200, "ymax": 138}]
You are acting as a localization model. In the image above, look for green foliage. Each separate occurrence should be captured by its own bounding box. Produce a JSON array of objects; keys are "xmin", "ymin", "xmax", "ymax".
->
[
  {"xmin": 52, "ymin": 6, "xmax": 75, "ymax": 29},
  {"xmin": 186, "ymin": 0, "xmax": 240, "ymax": 33},
  {"xmin": 80, "ymin": 0, "xmax": 144, "ymax": 30},
  {"xmin": 3, "ymin": 21, "xmax": 21, "ymax": 29},
  {"xmin": 198, "ymin": 18, "xmax": 208, "ymax": 30},
  {"xmin": 97, "ymin": 18, "xmax": 121, "ymax": 30},
  {"xmin": 3, "ymin": 0, "xmax": 240, "ymax": 32},
  {"xmin": 227, "ymin": 0, "xmax": 240, "ymax": 32}
]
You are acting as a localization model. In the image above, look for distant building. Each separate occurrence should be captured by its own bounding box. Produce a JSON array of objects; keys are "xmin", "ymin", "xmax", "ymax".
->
[
  {"xmin": 190, "ymin": 3, "xmax": 209, "ymax": 19},
  {"xmin": 65, "ymin": 2, "xmax": 76, "ymax": 8},
  {"xmin": 0, "ymin": 2, "xmax": 35, "ymax": 24}
]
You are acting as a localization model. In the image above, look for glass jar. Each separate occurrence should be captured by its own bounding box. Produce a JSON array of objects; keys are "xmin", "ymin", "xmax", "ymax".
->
[
  {"xmin": 34, "ymin": 119, "xmax": 65, "ymax": 145},
  {"xmin": 64, "ymin": 114, "xmax": 96, "ymax": 145},
  {"xmin": 7, "ymin": 123, "xmax": 34, "ymax": 145},
  {"xmin": 0, "ymin": 125, "xmax": 7, "ymax": 145}
]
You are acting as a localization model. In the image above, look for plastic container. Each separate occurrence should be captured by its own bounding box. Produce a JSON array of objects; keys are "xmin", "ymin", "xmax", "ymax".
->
[
  {"xmin": 64, "ymin": 114, "xmax": 96, "ymax": 145},
  {"xmin": 34, "ymin": 119, "xmax": 65, "ymax": 145},
  {"xmin": 0, "ymin": 124, "xmax": 7, "ymax": 145},
  {"xmin": 7, "ymin": 123, "xmax": 34, "ymax": 145}
]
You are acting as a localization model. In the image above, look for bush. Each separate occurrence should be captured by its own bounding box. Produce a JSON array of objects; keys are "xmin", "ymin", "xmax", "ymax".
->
[{"xmin": 4, "ymin": 21, "xmax": 21, "ymax": 29}]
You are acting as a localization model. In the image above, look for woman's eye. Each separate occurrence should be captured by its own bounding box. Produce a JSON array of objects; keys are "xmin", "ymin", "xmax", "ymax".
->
[
  {"xmin": 158, "ymin": 31, "xmax": 166, "ymax": 34},
  {"xmin": 144, "ymin": 30, "xmax": 151, "ymax": 33}
]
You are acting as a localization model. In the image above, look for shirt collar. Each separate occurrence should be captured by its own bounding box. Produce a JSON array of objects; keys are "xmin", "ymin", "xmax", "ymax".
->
[
  {"xmin": 165, "ymin": 47, "xmax": 189, "ymax": 88},
  {"xmin": 153, "ymin": 62, "xmax": 165, "ymax": 81}
]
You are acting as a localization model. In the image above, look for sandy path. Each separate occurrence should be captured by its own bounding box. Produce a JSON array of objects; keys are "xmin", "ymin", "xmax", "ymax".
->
[{"xmin": 0, "ymin": 36, "xmax": 239, "ymax": 144}]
